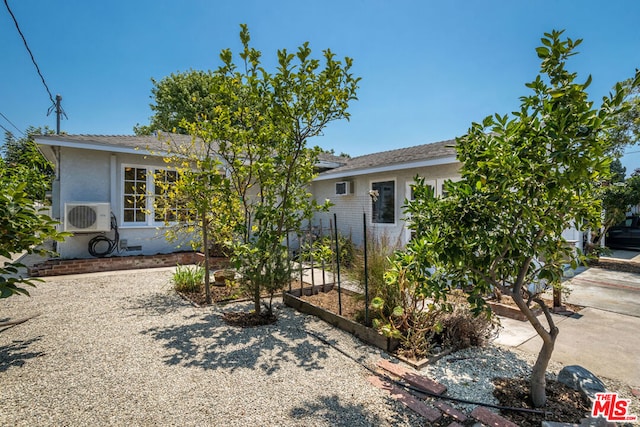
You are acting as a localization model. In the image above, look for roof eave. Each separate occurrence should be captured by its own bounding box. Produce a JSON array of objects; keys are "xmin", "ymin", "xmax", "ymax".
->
[
  {"xmin": 33, "ymin": 136, "xmax": 165, "ymax": 157},
  {"xmin": 313, "ymin": 155, "xmax": 459, "ymax": 181}
]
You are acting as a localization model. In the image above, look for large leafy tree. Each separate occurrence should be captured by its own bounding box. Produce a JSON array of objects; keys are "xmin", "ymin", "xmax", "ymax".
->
[
  {"xmin": 198, "ymin": 25, "xmax": 359, "ymax": 317},
  {"xmin": 1, "ymin": 127, "xmax": 55, "ymax": 201},
  {"xmin": 134, "ymin": 70, "xmax": 221, "ymax": 135},
  {"xmin": 153, "ymin": 130, "xmax": 239, "ymax": 305},
  {"xmin": 1, "ymin": 127, "xmax": 67, "ymax": 299},
  {"xmin": 153, "ymin": 25, "xmax": 359, "ymax": 317},
  {"xmin": 606, "ymin": 77, "xmax": 640, "ymax": 156},
  {"xmin": 404, "ymin": 30, "xmax": 638, "ymax": 407}
]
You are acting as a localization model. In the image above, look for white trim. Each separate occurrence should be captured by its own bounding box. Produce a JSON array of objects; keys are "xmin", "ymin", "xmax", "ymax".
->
[
  {"xmin": 314, "ymin": 156, "xmax": 458, "ymax": 181},
  {"xmin": 437, "ymin": 176, "xmax": 461, "ymax": 197},
  {"xmin": 121, "ymin": 163, "xmax": 152, "ymax": 226},
  {"xmin": 110, "ymin": 154, "xmax": 117, "ymax": 218},
  {"xmin": 35, "ymin": 137, "xmax": 167, "ymax": 157},
  {"xmin": 370, "ymin": 177, "xmax": 397, "ymax": 226}
]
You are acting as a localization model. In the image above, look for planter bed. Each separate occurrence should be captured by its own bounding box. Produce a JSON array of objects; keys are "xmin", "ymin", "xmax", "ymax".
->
[
  {"xmin": 283, "ymin": 283, "xmax": 399, "ymax": 353},
  {"xmin": 485, "ymin": 300, "xmax": 542, "ymax": 321}
]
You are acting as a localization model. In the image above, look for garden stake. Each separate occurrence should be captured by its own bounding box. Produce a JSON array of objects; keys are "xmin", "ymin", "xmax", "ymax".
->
[
  {"xmin": 298, "ymin": 232, "xmax": 303, "ymax": 293},
  {"xmin": 333, "ymin": 212, "xmax": 342, "ymax": 316},
  {"xmin": 286, "ymin": 233, "xmax": 292, "ymax": 292},
  {"xmin": 308, "ymin": 222, "xmax": 315, "ymax": 288},
  {"xmin": 363, "ymin": 212, "xmax": 369, "ymax": 326},
  {"xmin": 319, "ymin": 218, "xmax": 327, "ymax": 287}
]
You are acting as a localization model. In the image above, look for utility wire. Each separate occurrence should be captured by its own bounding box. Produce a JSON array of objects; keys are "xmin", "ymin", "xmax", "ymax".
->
[
  {"xmin": 0, "ymin": 122, "xmax": 13, "ymax": 135},
  {"xmin": 0, "ymin": 112, "xmax": 25, "ymax": 136},
  {"xmin": 3, "ymin": 0, "xmax": 56, "ymax": 107}
]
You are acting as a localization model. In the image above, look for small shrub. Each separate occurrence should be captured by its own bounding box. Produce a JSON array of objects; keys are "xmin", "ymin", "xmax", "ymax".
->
[
  {"xmin": 352, "ymin": 231, "xmax": 398, "ymax": 319},
  {"xmin": 172, "ymin": 264, "xmax": 204, "ymax": 293},
  {"xmin": 434, "ymin": 291, "xmax": 499, "ymax": 351},
  {"xmin": 314, "ymin": 233, "xmax": 356, "ymax": 268}
]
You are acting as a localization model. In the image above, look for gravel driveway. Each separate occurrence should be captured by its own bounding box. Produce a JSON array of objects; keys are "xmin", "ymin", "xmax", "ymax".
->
[
  {"xmin": 1, "ymin": 268, "xmax": 425, "ymax": 426},
  {"xmin": 3, "ymin": 267, "xmax": 637, "ymax": 426}
]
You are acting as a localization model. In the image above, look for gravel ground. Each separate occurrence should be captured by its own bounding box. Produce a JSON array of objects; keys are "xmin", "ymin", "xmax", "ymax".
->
[{"xmin": 1, "ymin": 267, "xmax": 638, "ymax": 426}]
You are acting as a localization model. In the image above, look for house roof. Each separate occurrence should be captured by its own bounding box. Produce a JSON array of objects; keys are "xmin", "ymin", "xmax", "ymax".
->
[
  {"xmin": 34, "ymin": 133, "xmax": 199, "ymax": 155},
  {"xmin": 314, "ymin": 139, "xmax": 458, "ymax": 181}
]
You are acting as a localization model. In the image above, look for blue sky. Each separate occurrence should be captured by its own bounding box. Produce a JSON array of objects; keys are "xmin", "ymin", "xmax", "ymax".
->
[{"xmin": 2, "ymin": 1, "xmax": 640, "ymax": 172}]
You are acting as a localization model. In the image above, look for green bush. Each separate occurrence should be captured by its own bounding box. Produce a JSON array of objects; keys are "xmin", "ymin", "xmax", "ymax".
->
[
  {"xmin": 352, "ymin": 231, "xmax": 398, "ymax": 318},
  {"xmin": 433, "ymin": 290, "xmax": 499, "ymax": 351},
  {"xmin": 172, "ymin": 264, "xmax": 204, "ymax": 292}
]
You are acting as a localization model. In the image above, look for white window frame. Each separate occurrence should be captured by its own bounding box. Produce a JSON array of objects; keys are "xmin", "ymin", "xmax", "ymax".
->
[
  {"xmin": 122, "ymin": 164, "xmax": 151, "ymax": 226},
  {"xmin": 437, "ymin": 176, "xmax": 461, "ymax": 198},
  {"xmin": 370, "ymin": 178, "xmax": 397, "ymax": 226},
  {"xmin": 121, "ymin": 164, "xmax": 179, "ymax": 227}
]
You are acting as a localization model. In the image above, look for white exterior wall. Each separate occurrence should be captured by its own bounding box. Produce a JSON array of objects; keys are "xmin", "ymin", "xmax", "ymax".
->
[
  {"xmin": 311, "ymin": 162, "xmax": 461, "ymax": 247},
  {"xmin": 55, "ymin": 147, "xmax": 184, "ymax": 259}
]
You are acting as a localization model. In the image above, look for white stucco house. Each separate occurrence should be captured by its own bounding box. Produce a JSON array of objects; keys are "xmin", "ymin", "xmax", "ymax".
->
[
  {"xmin": 311, "ymin": 139, "xmax": 461, "ymax": 247},
  {"xmin": 34, "ymin": 134, "xmax": 584, "ymax": 260},
  {"xmin": 34, "ymin": 133, "xmax": 197, "ymax": 259}
]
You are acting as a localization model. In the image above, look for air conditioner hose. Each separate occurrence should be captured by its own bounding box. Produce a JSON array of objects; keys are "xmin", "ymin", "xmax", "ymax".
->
[{"xmin": 88, "ymin": 213, "xmax": 119, "ymax": 257}]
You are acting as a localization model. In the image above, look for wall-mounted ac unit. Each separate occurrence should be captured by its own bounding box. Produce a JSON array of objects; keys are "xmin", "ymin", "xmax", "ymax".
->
[
  {"xmin": 335, "ymin": 181, "xmax": 353, "ymax": 196},
  {"xmin": 64, "ymin": 203, "xmax": 111, "ymax": 233}
]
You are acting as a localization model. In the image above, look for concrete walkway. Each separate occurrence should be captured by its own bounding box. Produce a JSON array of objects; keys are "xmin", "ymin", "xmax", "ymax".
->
[{"xmin": 495, "ymin": 266, "xmax": 640, "ymax": 388}]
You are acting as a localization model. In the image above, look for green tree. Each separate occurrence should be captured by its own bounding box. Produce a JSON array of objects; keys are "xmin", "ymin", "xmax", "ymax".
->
[
  {"xmin": 1, "ymin": 127, "xmax": 55, "ymax": 201},
  {"xmin": 134, "ymin": 70, "xmax": 221, "ymax": 135},
  {"xmin": 404, "ymin": 30, "xmax": 637, "ymax": 407},
  {"xmin": 606, "ymin": 77, "xmax": 640, "ymax": 156},
  {"xmin": 153, "ymin": 130, "xmax": 239, "ymax": 305},
  {"xmin": 1, "ymin": 157, "xmax": 67, "ymax": 299},
  {"xmin": 182, "ymin": 24, "xmax": 359, "ymax": 317},
  {"xmin": 609, "ymin": 158, "xmax": 626, "ymax": 183}
]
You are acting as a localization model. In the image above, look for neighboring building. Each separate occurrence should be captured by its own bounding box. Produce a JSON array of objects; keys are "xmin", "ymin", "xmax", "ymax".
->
[{"xmin": 311, "ymin": 139, "xmax": 460, "ymax": 247}]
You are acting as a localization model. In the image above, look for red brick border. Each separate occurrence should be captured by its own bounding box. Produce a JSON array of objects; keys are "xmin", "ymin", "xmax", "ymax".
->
[{"xmin": 28, "ymin": 252, "xmax": 228, "ymax": 277}]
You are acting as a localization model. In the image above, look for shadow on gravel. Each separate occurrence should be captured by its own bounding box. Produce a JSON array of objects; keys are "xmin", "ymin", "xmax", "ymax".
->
[
  {"xmin": 0, "ymin": 336, "xmax": 45, "ymax": 372},
  {"xmin": 141, "ymin": 302, "xmax": 331, "ymax": 374},
  {"xmin": 289, "ymin": 394, "xmax": 387, "ymax": 426},
  {"xmin": 124, "ymin": 291, "xmax": 186, "ymax": 316}
]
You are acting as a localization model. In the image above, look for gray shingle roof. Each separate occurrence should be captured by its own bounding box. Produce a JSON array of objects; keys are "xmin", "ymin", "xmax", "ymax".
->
[
  {"xmin": 318, "ymin": 139, "xmax": 457, "ymax": 177},
  {"xmin": 35, "ymin": 133, "xmax": 200, "ymax": 153}
]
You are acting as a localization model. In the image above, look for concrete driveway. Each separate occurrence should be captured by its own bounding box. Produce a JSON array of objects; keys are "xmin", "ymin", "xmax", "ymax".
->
[{"xmin": 495, "ymin": 263, "xmax": 640, "ymax": 388}]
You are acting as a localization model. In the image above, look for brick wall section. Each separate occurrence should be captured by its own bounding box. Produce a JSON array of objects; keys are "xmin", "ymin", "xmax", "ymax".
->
[
  {"xmin": 589, "ymin": 257, "xmax": 640, "ymax": 274},
  {"xmin": 29, "ymin": 252, "xmax": 229, "ymax": 277}
]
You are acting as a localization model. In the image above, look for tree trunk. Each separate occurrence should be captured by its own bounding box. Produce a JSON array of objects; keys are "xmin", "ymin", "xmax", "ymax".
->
[
  {"xmin": 511, "ymin": 291, "xmax": 559, "ymax": 408},
  {"xmin": 530, "ymin": 334, "xmax": 556, "ymax": 407},
  {"xmin": 253, "ymin": 281, "xmax": 261, "ymax": 315},
  {"xmin": 202, "ymin": 213, "xmax": 212, "ymax": 305}
]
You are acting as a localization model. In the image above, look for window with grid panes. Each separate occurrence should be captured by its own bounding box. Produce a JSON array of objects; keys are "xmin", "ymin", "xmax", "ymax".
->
[{"xmin": 123, "ymin": 167, "xmax": 147, "ymax": 223}]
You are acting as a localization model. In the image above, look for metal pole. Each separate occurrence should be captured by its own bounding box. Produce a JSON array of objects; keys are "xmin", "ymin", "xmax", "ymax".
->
[
  {"xmin": 297, "ymin": 233, "xmax": 303, "ymax": 292},
  {"xmin": 286, "ymin": 233, "xmax": 292, "ymax": 292},
  {"xmin": 334, "ymin": 213, "xmax": 342, "ymax": 316},
  {"xmin": 308, "ymin": 222, "xmax": 315, "ymax": 289},
  {"xmin": 363, "ymin": 212, "xmax": 369, "ymax": 326},
  {"xmin": 320, "ymin": 218, "xmax": 326, "ymax": 289},
  {"xmin": 55, "ymin": 94, "xmax": 62, "ymax": 134}
]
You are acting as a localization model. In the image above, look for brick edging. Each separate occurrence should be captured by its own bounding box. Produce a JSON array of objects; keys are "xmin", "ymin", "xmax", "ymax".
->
[
  {"xmin": 589, "ymin": 258, "xmax": 640, "ymax": 274},
  {"xmin": 28, "ymin": 252, "xmax": 228, "ymax": 277}
]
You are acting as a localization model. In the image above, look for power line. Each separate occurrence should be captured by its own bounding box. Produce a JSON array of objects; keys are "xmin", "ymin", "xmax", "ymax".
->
[
  {"xmin": 0, "ymin": 122, "xmax": 13, "ymax": 135},
  {"xmin": 3, "ymin": 0, "xmax": 56, "ymax": 106},
  {"xmin": 0, "ymin": 112, "xmax": 25, "ymax": 136}
]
